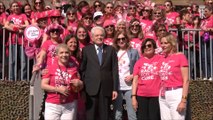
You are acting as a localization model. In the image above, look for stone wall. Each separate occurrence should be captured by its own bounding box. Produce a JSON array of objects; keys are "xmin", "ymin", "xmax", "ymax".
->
[{"xmin": 0, "ymin": 80, "xmax": 212, "ymax": 119}]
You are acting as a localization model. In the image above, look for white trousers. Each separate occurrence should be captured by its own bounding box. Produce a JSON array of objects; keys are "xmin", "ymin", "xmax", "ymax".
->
[
  {"xmin": 159, "ymin": 88, "xmax": 186, "ymax": 120},
  {"xmin": 45, "ymin": 100, "xmax": 77, "ymax": 120}
]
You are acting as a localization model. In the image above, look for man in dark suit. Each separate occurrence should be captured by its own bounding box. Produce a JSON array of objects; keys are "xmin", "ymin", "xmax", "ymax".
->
[{"xmin": 80, "ymin": 26, "xmax": 118, "ymax": 120}]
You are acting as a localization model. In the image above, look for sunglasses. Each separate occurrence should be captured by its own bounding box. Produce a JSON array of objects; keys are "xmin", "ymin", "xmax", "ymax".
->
[
  {"xmin": 35, "ymin": 2, "xmax": 42, "ymax": 5},
  {"xmin": 129, "ymin": 7, "xmax": 136, "ymax": 10},
  {"xmin": 117, "ymin": 37, "xmax": 126, "ymax": 41},
  {"xmin": 131, "ymin": 25, "xmax": 140, "ymax": 28},
  {"xmin": 67, "ymin": 13, "xmax": 75, "ymax": 16},
  {"xmin": 105, "ymin": 25, "xmax": 114, "ymax": 28},
  {"xmin": 143, "ymin": 9, "xmax": 150, "ymax": 12},
  {"xmin": 154, "ymin": 12, "xmax": 161, "ymax": 15},
  {"xmin": 95, "ymin": 4, "xmax": 101, "ymax": 8},
  {"xmin": 56, "ymin": 7, "xmax": 62, "ymax": 9},
  {"xmin": 50, "ymin": 29, "xmax": 59, "ymax": 33},
  {"xmin": 106, "ymin": 6, "xmax": 113, "ymax": 9},
  {"xmin": 145, "ymin": 44, "xmax": 152, "ymax": 48},
  {"xmin": 94, "ymin": 16, "xmax": 102, "ymax": 21}
]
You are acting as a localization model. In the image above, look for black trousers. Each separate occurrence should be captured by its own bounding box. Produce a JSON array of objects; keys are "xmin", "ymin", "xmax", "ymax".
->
[
  {"xmin": 85, "ymin": 88, "xmax": 111, "ymax": 120},
  {"xmin": 136, "ymin": 96, "xmax": 161, "ymax": 120}
]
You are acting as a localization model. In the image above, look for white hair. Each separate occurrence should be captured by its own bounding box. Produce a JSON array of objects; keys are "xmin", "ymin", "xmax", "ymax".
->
[{"xmin": 91, "ymin": 26, "xmax": 105, "ymax": 37}]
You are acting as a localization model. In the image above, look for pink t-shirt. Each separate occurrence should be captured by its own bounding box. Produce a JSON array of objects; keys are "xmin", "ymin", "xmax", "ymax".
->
[
  {"xmin": 0, "ymin": 12, "xmax": 7, "ymax": 26},
  {"xmin": 7, "ymin": 13, "xmax": 28, "ymax": 45},
  {"xmin": 79, "ymin": 41, "xmax": 92, "ymax": 51},
  {"xmin": 0, "ymin": 12, "xmax": 7, "ymax": 34},
  {"xmin": 201, "ymin": 15, "xmax": 213, "ymax": 37},
  {"xmin": 130, "ymin": 38, "xmax": 143, "ymax": 56},
  {"xmin": 42, "ymin": 63, "xmax": 79, "ymax": 104},
  {"xmin": 104, "ymin": 38, "xmax": 113, "ymax": 46},
  {"xmin": 41, "ymin": 40, "xmax": 62, "ymax": 66},
  {"xmin": 165, "ymin": 12, "xmax": 179, "ymax": 26},
  {"xmin": 133, "ymin": 55, "xmax": 162, "ymax": 97},
  {"xmin": 159, "ymin": 53, "xmax": 188, "ymax": 87},
  {"xmin": 67, "ymin": 20, "xmax": 78, "ymax": 33},
  {"xmin": 140, "ymin": 19, "xmax": 155, "ymax": 37},
  {"xmin": 181, "ymin": 21, "xmax": 195, "ymax": 49}
]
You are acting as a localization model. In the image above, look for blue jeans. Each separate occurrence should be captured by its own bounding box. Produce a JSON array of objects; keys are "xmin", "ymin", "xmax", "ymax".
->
[
  {"xmin": 113, "ymin": 90, "xmax": 136, "ymax": 120},
  {"xmin": 9, "ymin": 45, "xmax": 27, "ymax": 80}
]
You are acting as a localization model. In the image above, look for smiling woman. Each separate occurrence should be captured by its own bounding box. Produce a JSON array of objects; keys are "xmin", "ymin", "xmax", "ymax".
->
[
  {"xmin": 41, "ymin": 43, "xmax": 83, "ymax": 120},
  {"xmin": 132, "ymin": 38, "xmax": 161, "ymax": 120},
  {"xmin": 112, "ymin": 31, "xmax": 139, "ymax": 120},
  {"xmin": 159, "ymin": 33, "xmax": 189, "ymax": 120}
]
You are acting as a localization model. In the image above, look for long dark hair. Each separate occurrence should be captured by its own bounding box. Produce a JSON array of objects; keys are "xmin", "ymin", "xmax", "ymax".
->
[
  {"xmin": 75, "ymin": 25, "xmax": 91, "ymax": 44},
  {"xmin": 64, "ymin": 34, "xmax": 81, "ymax": 61}
]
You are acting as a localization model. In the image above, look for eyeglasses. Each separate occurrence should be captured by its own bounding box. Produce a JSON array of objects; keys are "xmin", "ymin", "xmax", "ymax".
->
[
  {"xmin": 154, "ymin": 12, "xmax": 161, "ymax": 15},
  {"xmin": 105, "ymin": 25, "xmax": 114, "ymax": 28},
  {"xmin": 95, "ymin": 4, "xmax": 101, "ymax": 8},
  {"xmin": 143, "ymin": 9, "xmax": 150, "ymax": 12},
  {"xmin": 35, "ymin": 2, "xmax": 42, "ymax": 5},
  {"xmin": 145, "ymin": 44, "xmax": 152, "ymax": 48},
  {"xmin": 56, "ymin": 7, "xmax": 62, "ymax": 10},
  {"xmin": 50, "ymin": 29, "xmax": 59, "ymax": 33},
  {"xmin": 117, "ymin": 37, "xmax": 126, "ymax": 41}
]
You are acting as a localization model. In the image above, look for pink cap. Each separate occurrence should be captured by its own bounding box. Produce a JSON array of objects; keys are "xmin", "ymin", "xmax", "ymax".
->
[
  {"xmin": 46, "ymin": 23, "xmax": 64, "ymax": 35},
  {"xmin": 49, "ymin": 9, "xmax": 61, "ymax": 17},
  {"xmin": 36, "ymin": 12, "xmax": 48, "ymax": 22},
  {"xmin": 103, "ymin": 20, "xmax": 115, "ymax": 28}
]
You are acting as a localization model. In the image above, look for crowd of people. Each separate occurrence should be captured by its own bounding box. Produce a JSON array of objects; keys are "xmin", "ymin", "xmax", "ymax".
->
[{"xmin": 0, "ymin": 0, "xmax": 212, "ymax": 119}]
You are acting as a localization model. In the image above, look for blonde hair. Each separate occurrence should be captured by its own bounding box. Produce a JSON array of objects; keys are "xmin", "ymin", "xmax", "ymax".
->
[{"xmin": 161, "ymin": 33, "xmax": 178, "ymax": 53}]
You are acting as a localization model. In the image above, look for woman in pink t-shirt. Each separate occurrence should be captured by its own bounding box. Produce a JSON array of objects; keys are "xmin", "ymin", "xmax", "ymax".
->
[
  {"xmin": 140, "ymin": 6, "xmax": 154, "ymax": 37},
  {"xmin": 64, "ymin": 34, "xmax": 86, "ymax": 120},
  {"xmin": 63, "ymin": 7, "xmax": 78, "ymax": 34},
  {"xmin": 152, "ymin": 23, "xmax": 168, "ymax": 54},
  {"xmin": 159, "ymin": 33, "xmax": 189, "ymax": 120},
  {"xmin": 164, "ymin": 0, "xmax": 180, "ymax": 28},
  {"xmin": 103, "ymin": 19, "xmax": 115, "ymax": 46},
  {"xmin": 127, "ymin": 18, "xmax": 144, "ymax": 56},
  {"xmin": 31, "ymin": 0, "xmax": 45, "ymax": 25},
  {"xmin": 79, "ymin": 13, "xmax": 93, "ymax": 32},
  {"xmin": 0, "ymin": 2, "xmax": 7, "ymax": 27},
  {"xmin": 41, "ymin": 44, "xmax": 83, "ymax": 120},
  {"xmin": 33, "ymin": 24, "xmax": 64, "ymax": 72},
  {"xmin": 4, "ymin": 1, "xmax": 29, "ymax": 80},
  {"xmin": 132, "ymin": 38, "xmax": 161, "ymax": 120},
  {"xmin": 76, "ymin": 25, "xmax": 92, "ymax": 51}
]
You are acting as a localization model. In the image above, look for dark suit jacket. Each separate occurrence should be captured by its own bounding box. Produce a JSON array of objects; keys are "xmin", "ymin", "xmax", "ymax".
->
[{"xmin": 80, "ymin": 44, "xmax": 119, "ymax": 97}]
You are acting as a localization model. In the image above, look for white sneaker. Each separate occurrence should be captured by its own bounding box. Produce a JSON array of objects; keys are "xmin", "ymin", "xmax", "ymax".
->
[
  {"xmin": 203, "ymin": 78, "xmax": 208, "ymax": 80},
  {"xmin": 208, "ymin": 77, "xmax": 212, "ymax": 81}
]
